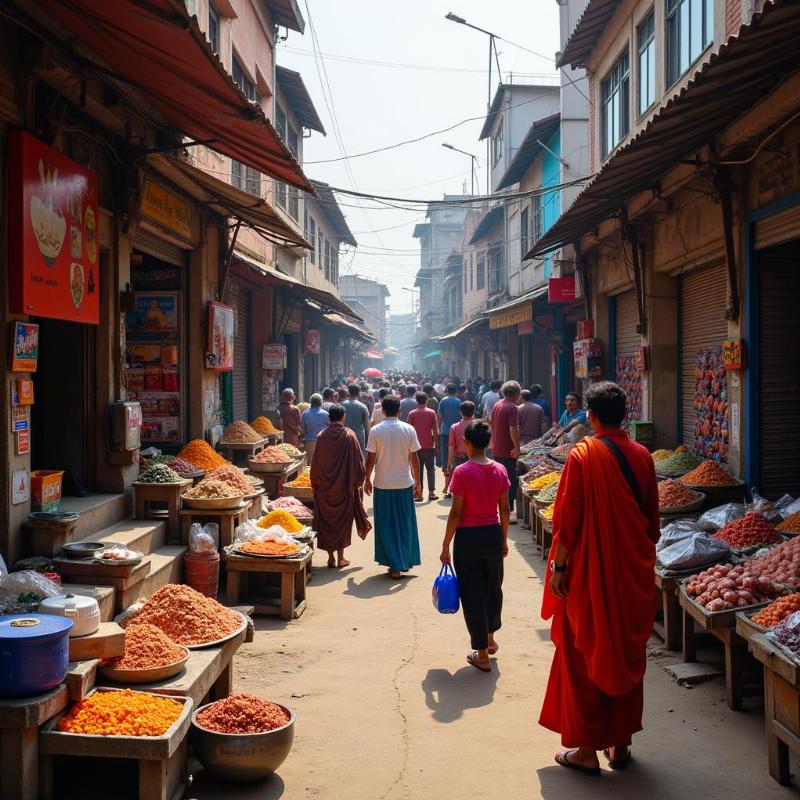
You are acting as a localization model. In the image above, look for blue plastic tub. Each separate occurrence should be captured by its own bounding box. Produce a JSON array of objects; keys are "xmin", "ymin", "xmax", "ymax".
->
[{"xmin": 0, "ymin": 614, "xmax": 73, "ymax": 697}]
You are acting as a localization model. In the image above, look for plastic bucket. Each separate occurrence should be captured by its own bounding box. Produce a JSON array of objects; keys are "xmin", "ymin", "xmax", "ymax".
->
[{"xmin": 184, "ymin": 551, "xmax": 220, "ymax": 598}]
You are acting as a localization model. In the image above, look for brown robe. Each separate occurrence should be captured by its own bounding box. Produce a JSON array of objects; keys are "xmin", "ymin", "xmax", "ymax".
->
[{"xmin": 311, "ymin": 423, "xmax": 371, "ymax": 550}]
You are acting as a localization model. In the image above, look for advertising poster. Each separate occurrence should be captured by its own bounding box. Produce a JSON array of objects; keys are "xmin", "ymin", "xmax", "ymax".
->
[
  {"xmin": 125, "ymin": 292, "xmax": 179, "ymax": 338},
  {"xmin": 262, "ymin": 343, "xmax": 287, "ymax": 370},
  {"xmin": 207, "ymin": 301, "xmax": 234, "ymax": 372},
  {"xmin": 9, "ymin": 131, "xmax": 100, "ymax": 323},
  {"xmin": 304, "ymin": 329, "xmax": 321, "ymax": 355},
  {"xmin": 11, "ymin": 322, "xmax": 39, "ymax": 372}
]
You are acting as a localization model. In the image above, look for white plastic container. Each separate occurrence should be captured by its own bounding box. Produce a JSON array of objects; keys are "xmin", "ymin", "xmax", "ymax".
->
[{"xmin": 38, "ymin": 594, "xmax": 101, "ymax": 637}]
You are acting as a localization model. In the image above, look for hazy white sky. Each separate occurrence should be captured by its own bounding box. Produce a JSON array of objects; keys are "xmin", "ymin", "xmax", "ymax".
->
[{"xmin": 277, "ymin": 0, "xmax": 561, "ymax": 314}]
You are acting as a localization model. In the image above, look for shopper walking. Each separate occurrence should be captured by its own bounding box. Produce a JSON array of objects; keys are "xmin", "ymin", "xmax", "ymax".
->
[
  {"xmin": 364, "ymin": 394, "xmax": 422, "ymax": 579},
  {"xmin": 408, "ymin": 391, "xmax": 439, "ymax": 501},
  {"xmin": 399, "ymin": 385, "xmax": 418, "ymax": 422},
  {"xmin": 540, "ymin": 381, "xmax": 659, "ymax": 775},
  {"xmin": 491, "ymin": 381, "xmax": 521, "ymax": 522},
  {"xmin": 321, "ymin": 387, "xmax": 336, "ymax": 411},
  {"xmin": 371, "ymin": 387, "xmax": 390, "ymax": 426},
  {"xmin": 440, "ymin": 421, "xmax": 510, "ymax": 672},
  {"xmin": 481, "ymin": 380, "xmax": 503, "ymax": 422},
  {"xmin": 530, "ymin": 384, "xmax": 552, "ymax": 425},
  {"xmin": 437, "ymin": 384, "xmax": 462, "ymax": 496},
  {"xmin": 278, "ymin": 388, "xmax": 302, "ymax": 448},
  {"xmin": 343, "ymin": 383, "xmax": 371, "ymax": 459},
  {"xmin": 447, "ymin": 400, "xmax": 475, "ymax": 473},
  {"xmin": 300, "ymin": 393, "xmax": 329, "ymax": 462},
  {"xmin": 517, "ymin": 389, "xmax": 548, "ymax": 445}
]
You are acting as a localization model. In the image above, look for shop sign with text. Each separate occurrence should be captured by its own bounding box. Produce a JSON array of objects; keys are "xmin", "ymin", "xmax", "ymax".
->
[
  {"xmin": 139, "ymin": 180, "xmax": 194, "ymax": 242},
  {"xmin": 489, "ymin": 304, "xmax": 532, "ymax": 330},
  {"xmin": 9, "ymin": 132, "xmax": 99, "ymax": 323},
  {"xmin": 262, "ymin": 343, "xmax": 287, "ymax": 370},
  {"xmin": 547, "ymin": 277, "xmax": 576, "ymax": 304}
]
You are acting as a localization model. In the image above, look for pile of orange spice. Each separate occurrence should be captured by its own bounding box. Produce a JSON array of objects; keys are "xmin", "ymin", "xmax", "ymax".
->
[
  {"xmin": 177, "ymin": 440, "xmax": 228, "ymax": 471},
  {"xmin": 251, "ymin": 416, "xmax": 279, "ymax": 435},
  {"xmin": 287, "ymin": 468, "xmax": 312, "ymax": 488},
  {"xmin": 257, "ymin": 509, "xmax": 303, "ymax": 533},
  {"xmin": 57, "ymin": 689, "xmax": 182, "ymax": 736},
  {"xmin": 777, "ymin": 512, "xmax": 800, "ymax": 533}
]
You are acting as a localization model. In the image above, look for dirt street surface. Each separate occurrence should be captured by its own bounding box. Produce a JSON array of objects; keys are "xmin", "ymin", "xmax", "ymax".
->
[{"xmin": 190, "ymin": 497, "xmax": 799, "ymax": 800}]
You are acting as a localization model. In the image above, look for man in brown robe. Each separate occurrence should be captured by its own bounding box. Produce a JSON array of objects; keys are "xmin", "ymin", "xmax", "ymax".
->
[
  {"xmin": 311, "ymin": 403, "xmax": 371, "ymax": 568},
  {"xmin": 278, "ymin": 388, "xmax": 302, "ymax": 448}
]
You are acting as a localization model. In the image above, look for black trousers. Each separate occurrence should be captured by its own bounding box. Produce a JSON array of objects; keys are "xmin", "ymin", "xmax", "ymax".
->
[
  {"xmin": 453, "ymin": 524, "xmax": 504, "ymax": 651},
  {"xmin": 417, "ymin": 448, "xmax": 436, "ymax": 492},
  {"xmin": 495, "ymin": 457, "xmax": 518, "ymax": 513}
]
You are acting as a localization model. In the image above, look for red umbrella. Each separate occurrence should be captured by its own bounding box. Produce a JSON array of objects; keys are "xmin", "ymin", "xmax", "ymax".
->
[{"xmin": 362, "ymin": 368, "xmax": 384, "ymax": 378}]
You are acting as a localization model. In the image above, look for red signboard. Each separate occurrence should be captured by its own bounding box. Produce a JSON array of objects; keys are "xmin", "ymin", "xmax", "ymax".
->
[
  {"xmin": 547, "ymin": 277, "xmax": 576, "ymax": 304},
  {"xmin": 517, "ymin": 320, "xmax": 534, "ymax": 335},
  {"xmin": 304, "ymin": 329, "xmax": 321, "ymax": 355},
  {"xmin": 9, "ymin": 131, "xmax": 100, "ymax": 323}
]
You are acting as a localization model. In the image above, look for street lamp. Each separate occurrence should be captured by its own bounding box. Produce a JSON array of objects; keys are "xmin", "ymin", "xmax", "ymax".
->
[
  {"xmin": 442, "ymin": 143, "xmax": 478, "ymax": 195},
  {"xmin": 445, "ymin": 12, "xmax": 503, "ymax": 192}
]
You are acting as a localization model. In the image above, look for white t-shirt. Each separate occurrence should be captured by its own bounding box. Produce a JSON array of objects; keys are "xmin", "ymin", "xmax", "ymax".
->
[
  {"xmin": 367, "ymin": 418, "xmax": 421, "ymax": 490},
  {"xmin": 371, "ymin": 405, "xmax": 385, "ymax": 425}
]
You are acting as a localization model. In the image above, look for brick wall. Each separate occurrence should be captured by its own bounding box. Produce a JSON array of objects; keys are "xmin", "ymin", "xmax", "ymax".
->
[{"xmin": 726, "ymin": 0, "xmax": 742, "ymax": 37}]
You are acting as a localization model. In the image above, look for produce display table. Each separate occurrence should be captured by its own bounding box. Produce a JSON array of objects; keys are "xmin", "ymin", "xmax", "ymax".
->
[
  {"xmin": 39, "ymin": 689, "xmax": 192, "ymax": 800},
  {"xmin": 217, "ymin": 439, "xmax": 267, "ymax": 467},
  {"xmin": 518, "ymin": 484, "xmax": 532, "ymax": 529},
  {"xmin": 653, "ymin": 567, "xmax": 682, "ymax": 651},
  {"xmin": 179, "ymin": 502, "xmax": 251, "ymax": 549},
  {"xmin": 748, "ymin": 633, "xmax": 800, "ymax": 784},
  {"xmin": 258, "ymin": 459, "xmax": 304, "ymax": 499},
  {"xmin": 133, "ymin": 479, "xmax": 191, "ymax": 542},
  {"xmin": 245, "ymin": 488, "xmax": 266, "ymax": 520},
  {"xmin": 0, "ymin": 685, "xmax": 68, "ymax": 800},
  {"xmin": 678, "ymin": 585, "xmax": 762, "ymax": 710},
  {"xmin": 225, "ymin": 550, "xmax": 312, "ymax": 620}
]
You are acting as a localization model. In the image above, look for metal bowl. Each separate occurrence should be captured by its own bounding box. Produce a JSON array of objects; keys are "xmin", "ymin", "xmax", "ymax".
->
[
  {"xmin": 62, "ymin": 541, "xmax": 108, "ymax": 559},
  {"xmin": 191, "ymin": 702, "xmax": 295, "ymax": 781}
]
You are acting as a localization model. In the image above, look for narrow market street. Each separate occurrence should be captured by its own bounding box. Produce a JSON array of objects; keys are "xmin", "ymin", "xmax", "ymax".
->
[{"xmin": 190, "ymin": 495, "xmax": 798, "ymax": 800}]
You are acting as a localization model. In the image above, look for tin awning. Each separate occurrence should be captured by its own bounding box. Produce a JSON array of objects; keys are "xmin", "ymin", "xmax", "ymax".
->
[
  {"xmin": 147, "ymin": 153, "xmax": 308, "ymax": 248},
  {"xmin": 365, "ymin": 349, "xmax": 384, "ymax": 360},
  {"xmin": 323, "ymin": 312, "xmax": 374, "ymax": 341},
  {"xmin": 487, "ymin": 287, "xmax": 548, "ymax": 329},
  {"xmin": 437, "ymin": 315, "xmax": 487, "ymax": 341},
  {"xmin": 38, "ymin": 0, "xmax": 313, "ymax": 192},
  {"xmin": 423, "ymin": 350, "xmax": 442, "ymax": 359}
]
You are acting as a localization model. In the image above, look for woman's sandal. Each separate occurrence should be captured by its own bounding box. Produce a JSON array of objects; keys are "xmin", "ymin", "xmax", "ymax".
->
[
  {"xmin": 554, "ymin": 750, "xmax": 601, "ymax": 776},
  {"xmin": 466, "ymin": 651, "xmax": 491, "ymax": 672},
  {"xmin": 603, "ymin": 748, "xmax": 632, "ymax": 770}
]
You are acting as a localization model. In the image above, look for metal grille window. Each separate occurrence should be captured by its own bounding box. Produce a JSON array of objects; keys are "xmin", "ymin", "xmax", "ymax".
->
[
  {"xmin": 208, "ymin": 4, "xmax": 220, "ymax": 54},
  {"xmin": 667, "ymin": 0, "xmax": 713, "ymax": 86},
  {"xmin": 638, "ymin": 11, "xmax": 656, "ymax": 115},
  {"xmin": 332, "ymin": 248, "xmax": 339, "ymax": 285},
  {"xmin": 232, "ymin": 57, "xmax": 259, "ymax": 103},
  {"xmin": 492, "ymin": 123, "xmax": 504, "ymax": 166},
  {"xmin": 287, "ymin": 125, "xmax": 299, "ymax": 158},
  {"xmin": 477, "ymin": 254, "xmax": 486, "ymax": 290},
  {"xmin": 288, "ymin": 186, "xmax": 298, "ymax": 220},
  {"xmin": 601, "ymin": 49, "xmax": 630, "ymax": 158},
  {"xmin": 469, "ymin": 254, "xmax": 473, "ymax": 291},
  {"xmin": 309, "ymin": 217, "xmax": 316, "ymax": 264},
  {"xmin": 231, "ymin": 160, "xmax": 260, "ymax": 196},
  {"xmin": 520, "ymin": 205, "xmax": 529, "ymax": 260},
  {"xmin": 488, "ymin": 244, "xmax": 503, "ymax": 294}
]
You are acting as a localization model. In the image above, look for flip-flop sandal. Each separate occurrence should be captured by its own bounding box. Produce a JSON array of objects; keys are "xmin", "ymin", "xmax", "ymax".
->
[
  {"xmin": 554, "ymin": 750, "xmax": 601, "ymax": 776},
  {"xmin": 389, "ymin": 571, "xmax": 403, "ymax": 579},
  {"xmin": 467, "ymin": 651, "xmax": 491, "ymax": 672},
  {"xmin": 488, "ymin": 642, "xmax": 500, "ymax": 655},
  {"xmin": 327, "ymin": 559, "xmax": 336, "ymax": 569},
  {"xmin": 603, "ymin": 748, "xmax": 632, "ymax": 770}
]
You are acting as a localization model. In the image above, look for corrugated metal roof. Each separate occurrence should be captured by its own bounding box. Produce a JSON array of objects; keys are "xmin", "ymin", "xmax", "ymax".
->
[
  {"xmin": 557, "ymin": 0, "xmax": 622, "ymax": 69},
  {"xmin": 496, "ymin": 113, "xmax": 561, "ymax": 190},
  {"xmin": 469, "ymin": 205, "xmax": 504, "ymax": 245},
  {"xmin": 310, "ymin": 181, "xmax": 356, "ymax": 247},
  {"xmin": 266, "ymin": 0, "xmax": 305, "ymax": 33},
  {"xmin": 530, "ymin": 0, "xmax": 800, "ymax": 258},
  {"xmin": 275, "ymin": 66, "xmax": 325, "ymax": 134}
]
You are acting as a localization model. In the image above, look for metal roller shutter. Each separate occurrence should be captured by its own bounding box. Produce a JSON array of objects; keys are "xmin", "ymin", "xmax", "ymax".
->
[
  {"xmin": 614, "ymin": 289, "xmax": 639, "ymax": 355},
  {"xmin": 754, "ymin": 206, "xmax": 800, "ymax": 250},
  {"xmin": 759, "ymin": 241, "xmax": 800, "ymax": 496},
  {"xmin": 132, "ymin": 230, "xmax": 186, "ymax": 266},
  {"xmin": 680, "ymin": 264, "xmax": 728, "ymax": 450},
  {"xmin": 222, "ymin": 282, "xmax": 251, "ymax": 422}
]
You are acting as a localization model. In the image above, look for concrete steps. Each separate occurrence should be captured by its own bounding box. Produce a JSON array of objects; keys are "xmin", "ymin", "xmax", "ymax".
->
[
  {"xmin": 59, "ymin": 493, "xmax": 130, "ymax": 539},
  {"xmin": 84, "ymin": 518, "xmax": 166, "ymax": 556}
]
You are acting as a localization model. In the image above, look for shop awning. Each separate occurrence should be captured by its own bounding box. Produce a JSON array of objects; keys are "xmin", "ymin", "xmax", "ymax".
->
[
  {"xmin": 365, "ymin": 349, "xmax": 384, "ymax": 360},
  {"xmin": 276, "ymin": 66, "xmax": 325, "ymax": 134},
  {"xmin": 487, "ymin": 287, "xmax": 548, "ymax": 329},
  {"xmin": 424, "ymin": 350, "xmax": 442, "ymax": 359},
  {"xmin": 437, "ymin": 315, "xmax": 487, "ymax": 341},
  {"xmin": 310, "ymin": 182, "xmax": 357, "ymax": 247},
  {"xmin": 469, "ymin": 206, "xmax": 504, "ymax": 245},
  {"xmin": 38, "ymin": 0, "xmax": 313, "ymax": 192},
  {"xmin": 496, "ymin": 114, "xmax": 561, "ymax": 190},
  {"xmin": 529, "ymin": 0, "xmax": 800, "ymax": 259},
  {"xmin": 557, "ymin": 0, "xmax": 622, "ymax": 69},
  {"xmin": 147, "ymin": 153, "xmax": 308, "ymax": 248},
  {"xmin": 232, "ymin": 250, "xmax": 363, "ymax": 320},
  {"xmin": 384, "ymin": 346, "xmax": 400, "ymax": 355},
  {"xmin": 323, "ymin": 312, "xmax": 374, "ymax": 341}
]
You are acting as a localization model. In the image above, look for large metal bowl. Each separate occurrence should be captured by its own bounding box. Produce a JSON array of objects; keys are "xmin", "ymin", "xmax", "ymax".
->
[{"xmin": 191, "ymin": 701, "xmax": 295, "ymax": 781}]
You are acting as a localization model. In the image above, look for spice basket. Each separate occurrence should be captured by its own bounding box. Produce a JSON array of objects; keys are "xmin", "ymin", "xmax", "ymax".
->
[
  {"xmin": 681, "ymin": 480, "xmax": 747, "ymax": 506},
  {"xmin": 181, "ymin": 494, "xmax": 246, "ymax": 510},
  {"xmin": 679, "ymin": 583, "xmax": 771, "ymax": 629},
  {"xmin": 283, "ymin": 485, "xmax": 313, "ymax": 500},
  {"xmin": 98, "ymin": 648, "xmax": 190, "ymax": 684},
  {"xmin": 735, "ymin": 609, "xmax": 771, "ymax": 646},
  {"xmin": 248, "ymin": 458, "xmax": 293, "ymax": 474},
  {"xmin": 659, "ymin": 491, "xmax": 706, "ymax": 515}
]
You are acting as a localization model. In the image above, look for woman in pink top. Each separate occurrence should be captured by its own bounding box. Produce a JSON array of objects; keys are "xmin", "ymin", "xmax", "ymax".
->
[{"xmin": 440, "ymin": 420, "xmax": 510, "ymax": 672}]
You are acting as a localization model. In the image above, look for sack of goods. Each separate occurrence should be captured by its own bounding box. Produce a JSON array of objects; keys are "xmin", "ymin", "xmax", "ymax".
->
[{"xmin": 432, "ymin": 564, "xmax": 460, "ymax": 614}]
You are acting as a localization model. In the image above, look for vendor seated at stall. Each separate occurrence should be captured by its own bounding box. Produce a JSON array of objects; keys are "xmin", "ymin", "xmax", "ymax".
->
[{"xmin": 542, "ymin": 392, "xmax": 587, "ymax": 444}]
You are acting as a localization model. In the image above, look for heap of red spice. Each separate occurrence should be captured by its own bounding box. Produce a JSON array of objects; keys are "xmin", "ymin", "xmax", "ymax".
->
[
  {"xmin": 102, "ymin": 623, "xmax": 186, "ymax": 670},
  {"xmin": 196, "ymin": 693, "xmax": 290, "ymax": 734},
  {"xmin": 711, "ymin": 512, "xmax": 781, "ymax": 549}
]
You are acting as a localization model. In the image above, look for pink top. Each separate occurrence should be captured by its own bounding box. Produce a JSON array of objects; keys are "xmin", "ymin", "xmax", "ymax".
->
[
  {"xmin": 448, "ymin": 417, "xmax": 471, "ymax": 459},
  {"xmin": 407, "ymin": 406, "xmax": 437, "ymax": 450},
  {"xmin": 449, "ymin": 460, "xmax": 511, "ymax": 527}
]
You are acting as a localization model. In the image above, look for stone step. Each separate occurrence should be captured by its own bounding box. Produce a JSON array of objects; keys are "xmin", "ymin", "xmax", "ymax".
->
[
  {"xmin": 83, "ymin": 518, "xmax": 166, "ymax": 556},
  {"xmin": 59, "ymin": 494, "xmax": 130, "ymax": 539},
  {"xmin": 59, "ymin": 584, "xmax": 115, "ymax": 622},
  {"xmin": 114, "ymin": 545, "xmax": 186, "ymax": 613}
]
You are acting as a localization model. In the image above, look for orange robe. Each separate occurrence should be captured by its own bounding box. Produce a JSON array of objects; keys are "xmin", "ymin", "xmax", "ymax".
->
[{"xmin": 539, "ymin": 431, "xmax": 660, "ymax": 750}]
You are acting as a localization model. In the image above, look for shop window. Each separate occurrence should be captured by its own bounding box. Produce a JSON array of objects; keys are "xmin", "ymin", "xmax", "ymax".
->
[
  {"xmin": 231, "ymin": 160, "xmax": 261, "ymax": 197},
  {"xmin": 208, "ymin": 4, "xmax": 220, "ymax": 54},
  {"xmin": 667, "ymin": 0, "xmax": 713, "ymax": 87},
  {"xmin": 477, "ymin": 254, "xmax": 486, "ymax": 290},
  {"xmin": 309, "ymin": 217, "xmax": 316, "ymax": 264},
  {"xmin": 637, "ymin": 11, "xmax": 656, "ymax": 116},
  {"xmin": 532, "ymin": 193, "xmax": 543, "ymax": 243},
  {"xmin": 288, "ymin": 186, "xmax": 299, "ymax": 220},
  {"xmin": 275, "ymin": 104, "xmax": 287, "ymax": 142},
  {"xmin": 232, "ymin": 56, "xmax": 260, "ymax": 104},
  {"xmin": 492, "ymin": 122, "xmax": 504, "ymax": 166},
  {"xmin": 520, "ymin": 205, "xmax": 529, "ymax": 260},
  {"xmin": 601, "ymin": 49, "xmax": 630, "ymax": 158}
]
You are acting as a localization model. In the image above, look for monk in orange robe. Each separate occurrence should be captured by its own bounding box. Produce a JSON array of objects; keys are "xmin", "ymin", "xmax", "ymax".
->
[{"xmin": 539, "ymin": 381, "xmax": 660, "ymax": 775}]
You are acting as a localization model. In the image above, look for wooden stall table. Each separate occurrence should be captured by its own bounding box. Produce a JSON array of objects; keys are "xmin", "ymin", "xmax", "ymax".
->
[
  {"xmin": 133, "ymin": 479, "xmax": 191, "ymax": 543},
  {"xmin": 678, "ymin": 585, "xmax": 762, "ymax": 710},
  {"xmin": 245, "ymin": 488, "xmax": 266, "ymax": 520},
  {"xmin": 519, "ymin": 484, "xmax": 532, "ymax": 529},
  {"xmin": 179, "ymin": 501, "xmax": 251, "ymax": 549},
  {"xmin": 653, "ymin": 566, "xmax": 683, "ymax": 651},
  {"xmin": 0, "ymin": 685, "xmax": 67, "ymax": 800},
  {"xmin": 256, "ymin": 459, "xmax": 303, "ymax": 500},
  {"xmin": 217, "ymin": 438, "xmax": 268, "ymax": 468},
  {"xmin": 749, "ymin": 633, "xmax": 800, "ymax": 784},
  {"xmin": 226, "ymin": 550, "xmax": 312, "ymax": 620}
]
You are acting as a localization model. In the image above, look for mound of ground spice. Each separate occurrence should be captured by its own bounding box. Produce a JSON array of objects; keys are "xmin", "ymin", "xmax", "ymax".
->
[
  {"xmin": 658, "ymin": 479, "xmax": 702, "ymax": 509},
  {"xmin": 57, "ymin": 689, "xmax": 182, "ymax": 736},
  {"xmin": 206, "ymin": 465, "xmax": 253, "ymax": 494},
  {"xmin": 222, "ymin": 421, "xmax": 263, "ymax": 444},
  {"xmin": 777, "ymin": 511, "xmax": 800, "ymax": 533},
  {"xmin": 103, "ymin": 623, "xmax": 186, "ymax": 670},
  {"xmin": 680, "ymin": 460, "xmax": 739, "ymax": 487},
  {"xmin": 167, "ymin": 457, "xmax": 197, "ymax": 474},
  {"xmin": 257, "ymin": 509, "xmax": 303, "ymax": 533},
  {"xmin": 196, "ymin": 693, "xmax": 290, "ymax": 734},
  {"xmin": 178, "ymin": 440, "xmax": 228, "ymax": 471},
  {"xmin": 183, "ymin": 478, "xmax": 242, "ymax": 499},
  {"xmin": 123, "ymin": 584, "xmax": 241, "ymax": 646},
  {"xmin": 251, "ymin": 416, "xmax": 279, "ymax": 435},
  {"xmin": 651, "ymin": 449, "xmax": 673, "ymax": 462},
  {"xmin": 711, "ymin": 512, "xmax": 781, "ymax": 549}
]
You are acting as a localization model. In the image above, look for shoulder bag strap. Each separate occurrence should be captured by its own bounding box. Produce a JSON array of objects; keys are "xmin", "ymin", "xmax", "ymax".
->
[{"xmin": 597, "ymin": 436, "xmax": 646, "ymax": 517}]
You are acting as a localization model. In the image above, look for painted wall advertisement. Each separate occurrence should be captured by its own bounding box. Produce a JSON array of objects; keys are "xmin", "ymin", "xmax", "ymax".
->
[
  {"xmin": 303, "ymin": 329, "xmax": 321, "ymax": 355},
  {"xmin": 207, "ymin": 302, "xmax": 234, "ymax": 372},
  {"xmin": 9, "ymin": 131, "xmax": 100, "ymax": 323}
]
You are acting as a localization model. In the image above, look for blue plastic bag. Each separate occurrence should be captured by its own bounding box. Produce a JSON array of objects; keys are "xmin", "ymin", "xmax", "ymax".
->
[{"xmin": 432, "ymin": 564, "xmax": 460, "ymax": 614}]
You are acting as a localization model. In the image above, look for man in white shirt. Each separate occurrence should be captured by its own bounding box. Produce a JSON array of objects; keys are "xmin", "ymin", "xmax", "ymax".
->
[
  {"xmin": 371, "ymin": 388, "xmax": 390, "ymax": 426},
  {"xmin": 481, "ymin": 379, "xmax": 503, "ymax": 421},
  {"xmin": 364, "ymin": 394, "xmax": 422, "ymax": 579}
]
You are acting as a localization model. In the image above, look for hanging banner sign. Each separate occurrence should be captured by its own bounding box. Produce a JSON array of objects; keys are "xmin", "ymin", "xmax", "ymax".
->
[
  {"xmin": 548, "ymin": 277, "xmax": 576, "ymax": 303},
  {"xmin": 304, "ymin": 330, "xmax": 321, "ymax": 355},
  {"xmin": 489, "ymin": 303, "xmax": 532, "ymax": 330},
  {"xmin": 9, "ymin": 131, "xmax": 100, "ymax": 323},
  {"xmin": 262, "ymin": 343, "xmax": 287, "ymax": 370}
]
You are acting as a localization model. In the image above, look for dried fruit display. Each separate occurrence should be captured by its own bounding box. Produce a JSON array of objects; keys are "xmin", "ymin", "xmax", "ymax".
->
[
  {"xmin": 685, "ymin": 563, "xmax": 788, "ymax": 611},
  {"xmin": 753, "ymin": 594, "xmax": 800, "ymax": 628}
]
